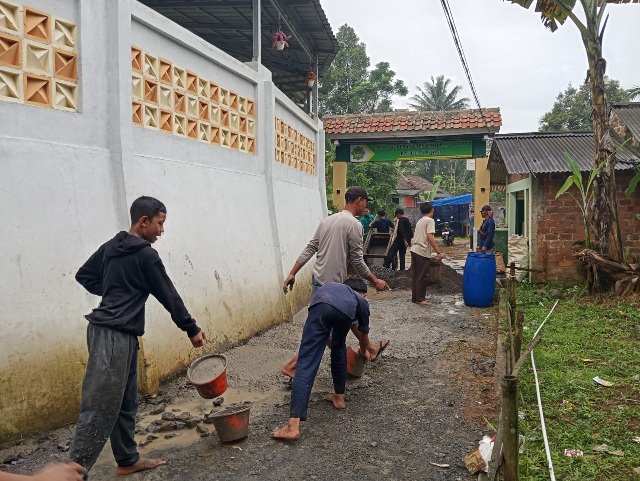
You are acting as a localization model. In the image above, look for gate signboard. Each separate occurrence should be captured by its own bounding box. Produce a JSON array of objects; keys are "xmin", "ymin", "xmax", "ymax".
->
[{"xmin": 335, "ymin": 139, "xmax": 474, "ymax": 162}]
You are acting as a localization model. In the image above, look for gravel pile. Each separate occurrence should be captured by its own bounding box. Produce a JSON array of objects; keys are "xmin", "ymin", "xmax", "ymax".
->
[
  {"xmin": 368, "ymin": 265, "xmax": 397, "ymax": 279},
  {"xmin": 431, "ymin": 263, "xmax": 463, "ymax": 295},
  {"xmin": 366, "ymin": 262, "xmax": 463, "ymax": 295}
]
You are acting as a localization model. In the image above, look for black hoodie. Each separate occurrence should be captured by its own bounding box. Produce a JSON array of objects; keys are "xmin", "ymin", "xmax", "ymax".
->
[{"xmin": 76, "ymin": 231, "xmax": 201, "ymax": 338}]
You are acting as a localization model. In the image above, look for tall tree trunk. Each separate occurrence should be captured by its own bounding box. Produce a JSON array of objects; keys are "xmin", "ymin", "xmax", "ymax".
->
[{"xmin": 584, "ymin": 40, "xmax": 624, "ymax": 263}]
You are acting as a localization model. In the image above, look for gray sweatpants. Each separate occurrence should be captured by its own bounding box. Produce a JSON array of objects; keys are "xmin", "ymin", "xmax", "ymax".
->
[{"xmin": 69, "ymin": 323, "xmax": 140, "ymax": 472}]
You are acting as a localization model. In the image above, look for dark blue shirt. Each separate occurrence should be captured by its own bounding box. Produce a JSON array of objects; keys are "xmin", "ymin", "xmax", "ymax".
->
[
  {"xmin": 310, "ymin": 282, "xmax": 370, "ymax": 333},
  {"xmin": 478, "ymin": 217, "xmax": 495, "ymax": 250},
  {"xmin": 371, "ymin": 218, "xmax": 394, "ymax": 233}
]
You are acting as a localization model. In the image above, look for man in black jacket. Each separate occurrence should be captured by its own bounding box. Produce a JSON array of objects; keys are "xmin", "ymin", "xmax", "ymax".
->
[
  {"xmin": 69, "ymin": 196, "xmax": 206, "ymax": 477},
  {"xmin": 384, "ymin": 209, "xmax": 413, "ymax": 271}
]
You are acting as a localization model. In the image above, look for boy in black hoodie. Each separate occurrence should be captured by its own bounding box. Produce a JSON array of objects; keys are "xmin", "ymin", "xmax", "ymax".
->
[{"xmin": 69, "ymin": 196, "xmax": 206, "ymax": 477}]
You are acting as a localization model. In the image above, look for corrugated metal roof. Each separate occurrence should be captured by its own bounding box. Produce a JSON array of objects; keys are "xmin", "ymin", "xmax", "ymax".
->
[
  {"xmin": 490, "ymin": 132, "xmax": 639, "ymax": 175},
  {"xmin": 137, "ymin": 0, "xmax": 338, "ymax": 100},
  {"xmin": 613, "ymin": 102, "xmax": 640, "ymax": 140}
]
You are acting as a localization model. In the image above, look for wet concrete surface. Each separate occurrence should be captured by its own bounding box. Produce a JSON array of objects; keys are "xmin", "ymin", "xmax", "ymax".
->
[{"xmin": 0, "ymin": 257, "xmax": 499, "ymax": 480}]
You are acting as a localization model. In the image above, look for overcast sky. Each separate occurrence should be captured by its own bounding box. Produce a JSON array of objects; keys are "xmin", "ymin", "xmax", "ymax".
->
[{"xmin": 319, "ymin": 0, "xmax": 640, "ymax": 133}]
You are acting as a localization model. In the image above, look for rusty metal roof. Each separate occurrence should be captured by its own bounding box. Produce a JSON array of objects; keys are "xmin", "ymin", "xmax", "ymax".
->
[
  {"xmin": 489, "ymin": 132, "xmax": 639, "ymax": 176},
  {"xmin": 612, "ymin": 102, "xmax": 640, "ymax": 140}
]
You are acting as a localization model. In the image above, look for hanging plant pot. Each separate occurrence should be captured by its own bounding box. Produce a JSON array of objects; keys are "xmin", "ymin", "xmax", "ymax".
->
[
  {"xmin": 272, "ymin": 30, "xmax": 291, "ymax": 51},
  {"xmin": 305, "ymin": 71, "xmax": 316, "ymax": 88}
]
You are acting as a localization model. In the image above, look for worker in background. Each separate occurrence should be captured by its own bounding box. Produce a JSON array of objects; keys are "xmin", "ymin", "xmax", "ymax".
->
[
  {"xmin": 384, "ymin": 209, "xmax": 413, "ymax": 271},
  {"xmin": 410, "ymin": 202, "xmax": 444, "ymax": 306},
  {"xmin": 359, "ymin": 207, "xmax": 375, "ymax": 243},
  {"xmin": 370, "ymin": 210, "xmax": 394, "ymax": 233},
  {"xmin": 477, "ymin": 204, "xmax": 495, "ymax": 253}
]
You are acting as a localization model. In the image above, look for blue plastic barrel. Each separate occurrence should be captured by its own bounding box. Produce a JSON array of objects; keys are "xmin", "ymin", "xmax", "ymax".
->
[{"xmin": 463, "ymin": 253, "xmax": 496, "ymax": 307}]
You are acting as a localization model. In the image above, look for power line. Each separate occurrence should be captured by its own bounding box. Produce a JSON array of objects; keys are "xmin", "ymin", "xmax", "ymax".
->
[{"xmin": 439, "ymin": 0, "xmax": 491, "ymax": 130}]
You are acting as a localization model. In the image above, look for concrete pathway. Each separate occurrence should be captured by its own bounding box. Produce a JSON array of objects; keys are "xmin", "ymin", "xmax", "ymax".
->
[{"xmin": 0, "ymin": 277, "xmax": 499, "ymax": 481}]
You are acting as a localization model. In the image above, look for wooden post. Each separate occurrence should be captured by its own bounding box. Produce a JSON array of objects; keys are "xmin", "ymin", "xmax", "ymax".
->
[
  {"xmin": 514, "ymin": 311, "xmax": 524, "ymax": 359},
  {"xmin": 488, "ymin": 409, "xmax": 504, "ymax": 481},
  {"xmin": 506, "ymin": 308, "xmax": 516, "ymax": 375},
  {"xmin": 509, "ymin": 262, "xmax": 517, "ymax": 322},
  {"xmin": 502, "ymin": 375, "xmax": 519, "ymax": 481},
  {"xmin": 474, "ymin": 157, "xmax": 490, "ymax": 229},
  {"xmin": 332, "ymin": 162, "xmax": 347, "ymax": 210}
]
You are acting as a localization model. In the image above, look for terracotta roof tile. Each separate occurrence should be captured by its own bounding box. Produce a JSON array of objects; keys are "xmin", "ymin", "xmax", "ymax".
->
[{"xmin": 323, "ymin": 108, "xmax": 502, "ymax": 135}]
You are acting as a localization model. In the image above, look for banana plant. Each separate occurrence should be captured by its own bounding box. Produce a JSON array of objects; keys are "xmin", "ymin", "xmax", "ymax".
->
[
  {"xmin": 421, "ymin": 175, "xmax": 442, "ymax": 202},
  {"xmin": 556, "ymin": 153, "xmax": 606, "ymax": 249},
  {"xmin": 507, "ymin": 0, "xmax": 639, "ymax": 262}
]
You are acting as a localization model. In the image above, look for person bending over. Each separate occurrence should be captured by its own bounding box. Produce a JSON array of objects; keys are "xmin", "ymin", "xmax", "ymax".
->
[{"xmin": 272, "ymin": 278, "xmax": 375, "ymax": 441}]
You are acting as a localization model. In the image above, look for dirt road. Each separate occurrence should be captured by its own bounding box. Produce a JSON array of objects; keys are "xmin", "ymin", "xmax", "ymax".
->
[{"xmin": 1, "ymin": 245, "xmax": 500, "ymax": 480}]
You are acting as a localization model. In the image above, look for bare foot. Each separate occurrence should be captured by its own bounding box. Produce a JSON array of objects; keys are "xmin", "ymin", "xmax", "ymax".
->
[
  {"xmin": 271, "ymin": 420, "xmax": 301, "ymax": 440},
  {"xmin": 281, "ymin": 354, "xmax": 298, "ymax": 379},
  {"xmin": 324, "ymin": 393, "xmax": 346, "ymax": 409},
  {"xmin": 281, "ymin": 365, "xmax": 296, "ymax": 379},
  {"xmin": 413, "ymin": 300, "xmax": 431, "ymax": 306},
  {"xmin": 116, "ymin": 458, "xmax": 166, "ymax": 475},
  {"xmin": 368, "ymin": 339, "xmax": 390, "ymax": 362}
]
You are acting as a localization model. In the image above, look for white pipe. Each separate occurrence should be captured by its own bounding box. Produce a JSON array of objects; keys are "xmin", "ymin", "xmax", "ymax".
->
[
  {"xmin": 532, "ymin": 300, "xmax": 559, "ymax": 339},
  {"xmin": 531, "ymin": 351, "xmax": 556, "ymax": 481},
  {"xmin": 529, "ymin": 299, "xmax": 559, "ymax": 481}
]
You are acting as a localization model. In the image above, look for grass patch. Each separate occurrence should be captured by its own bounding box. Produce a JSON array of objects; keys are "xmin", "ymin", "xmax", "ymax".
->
[{"xmin": 514, "ymin": 285, "xmax": 640, "ymax": 480}]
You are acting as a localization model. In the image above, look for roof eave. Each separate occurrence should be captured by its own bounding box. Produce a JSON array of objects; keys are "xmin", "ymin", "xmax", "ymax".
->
[{"xmin": 326, "ymin": 126, "xmax": 501, "ymax": 142}]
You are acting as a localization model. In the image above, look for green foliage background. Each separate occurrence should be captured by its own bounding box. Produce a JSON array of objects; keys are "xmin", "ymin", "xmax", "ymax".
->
[
  {"xmin": 540, "ymin": 77, "xmax": 637, "ymax": 132},
  {"xmin": 319, "ymin": 24, "xmax": 475, "ymax": 211}
]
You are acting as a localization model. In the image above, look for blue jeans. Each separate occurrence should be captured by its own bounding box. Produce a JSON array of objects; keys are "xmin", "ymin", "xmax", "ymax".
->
[
  {"xmin": 290, "ymin": 303, "xmax": 351, "ymax": 420},
  {"xmin": 311, "ymin": 275, "xmax": 323, "ymax": 293}
]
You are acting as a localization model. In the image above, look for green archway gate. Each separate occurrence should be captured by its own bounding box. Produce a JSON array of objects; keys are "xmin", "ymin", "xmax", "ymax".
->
[{"xmin": 322, "ymin": 109, "xmax": 502, "ymax": 229}]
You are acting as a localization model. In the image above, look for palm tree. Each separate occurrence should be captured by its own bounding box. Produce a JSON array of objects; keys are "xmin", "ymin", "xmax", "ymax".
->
[
  {"xmin": 408, "ymin": 75, "xmax": 470, "ymax": 111},
  {"xmin": 629, "ymin": 86, "xmax": 640, "ymax": 100}
]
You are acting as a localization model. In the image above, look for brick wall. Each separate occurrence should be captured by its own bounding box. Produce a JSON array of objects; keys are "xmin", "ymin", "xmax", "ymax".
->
[{"xmin": 532, "ymin": 171, "xmax": 640, "ymax": 284}]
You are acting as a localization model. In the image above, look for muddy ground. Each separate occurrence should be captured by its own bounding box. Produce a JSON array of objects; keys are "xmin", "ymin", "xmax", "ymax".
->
[{"xmin": 1, "ymin": 245, "xmax": 501, "ymax": 481}]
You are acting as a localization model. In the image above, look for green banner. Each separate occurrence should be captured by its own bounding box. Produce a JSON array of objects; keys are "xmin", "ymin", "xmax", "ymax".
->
[{"xmin": 338, "ymin": 140, "xmax": 474, "ymax": 162}]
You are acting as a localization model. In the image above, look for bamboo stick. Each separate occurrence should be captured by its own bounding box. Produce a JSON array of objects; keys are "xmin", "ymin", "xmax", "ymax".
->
[{"xmin": 502, "ymin": 375, "xmax": 519, "ymax": 481}]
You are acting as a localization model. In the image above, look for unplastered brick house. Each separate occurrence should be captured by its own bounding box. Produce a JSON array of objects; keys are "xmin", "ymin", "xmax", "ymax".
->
[{"xmin": 487, "ymin": 103, "xmax": 640, "ymax": 283}]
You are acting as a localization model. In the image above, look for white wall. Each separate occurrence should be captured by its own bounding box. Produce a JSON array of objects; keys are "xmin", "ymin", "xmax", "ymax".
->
[{"xmin": 0, "ymin": 0, "xmax": 326, "ymax": 442}]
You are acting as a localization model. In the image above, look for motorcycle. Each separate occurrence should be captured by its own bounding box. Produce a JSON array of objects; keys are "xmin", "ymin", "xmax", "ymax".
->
[{"xmin": 441, "ymin": 221, "xmax": 454, "ymax": 246}]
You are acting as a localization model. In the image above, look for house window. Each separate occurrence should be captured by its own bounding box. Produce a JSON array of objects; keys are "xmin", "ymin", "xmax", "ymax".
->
[
  {"xmin": 392, "ymin": 197, "xmax": 399, "ymax": 205},
  {"xmin": 405, "ymin": 196, "xmax": 415, "ymax": 207}
]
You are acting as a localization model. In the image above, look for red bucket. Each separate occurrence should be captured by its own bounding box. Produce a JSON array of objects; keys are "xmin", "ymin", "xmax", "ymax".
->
[
  {"xmin": 346, "ymin": 347, "xmax": 366, "ymax": 377},
  {"xmin": 187, "ymin": 354, "xmax": 228, "ymax": 399},
  {"xmin": 210, "ymin": 402, "xmax": 252, "ymax": 442}
]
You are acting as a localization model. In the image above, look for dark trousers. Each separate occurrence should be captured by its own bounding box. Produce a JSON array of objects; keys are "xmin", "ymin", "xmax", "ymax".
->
[
  {"xmin": 384, "ymin": 237, "xmax": 407, "ymax": 271},
  {"xmin": 290, "ymin": 303, "xmax": 351, "ymax": 421},
  {"xmin": 69, "ymin": 324, "xmax": 140, "ymax": 471},
  {"xmin": 411, "ymin": 252, "xmax": 430, "ymax": 302}
]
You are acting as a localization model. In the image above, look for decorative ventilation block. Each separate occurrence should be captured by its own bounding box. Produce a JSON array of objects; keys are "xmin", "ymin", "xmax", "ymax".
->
[{"xmin": 24, "ymin": 6, "xmax": 50, "ymax": 43}]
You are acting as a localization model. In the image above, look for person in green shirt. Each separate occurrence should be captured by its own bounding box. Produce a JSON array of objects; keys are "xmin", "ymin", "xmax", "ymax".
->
[{"xmin": 360, "ymin": 208, "xmax": 375, "ymax": 243}]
